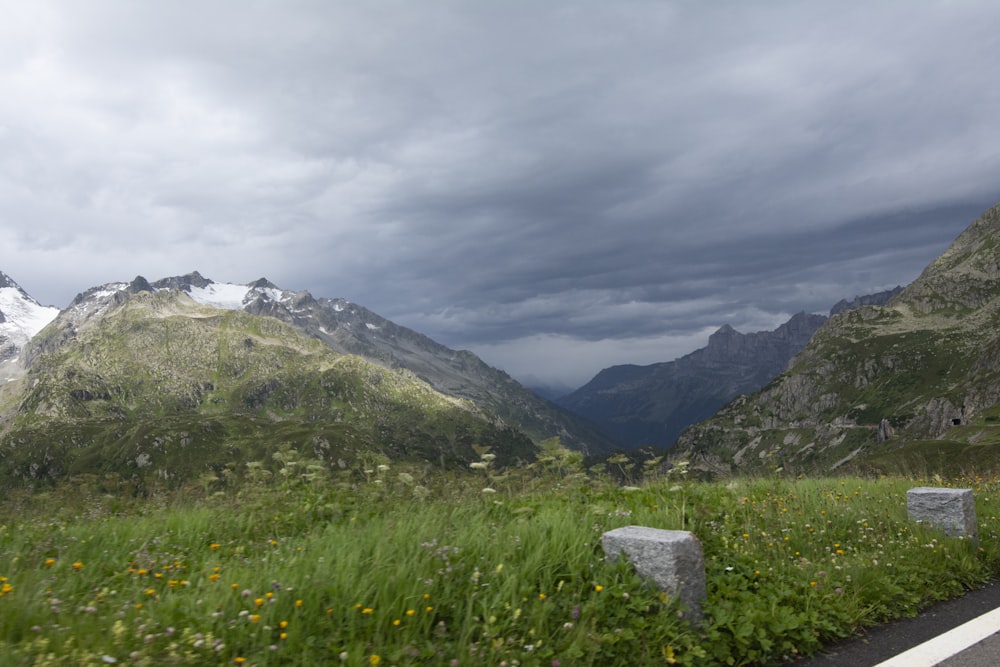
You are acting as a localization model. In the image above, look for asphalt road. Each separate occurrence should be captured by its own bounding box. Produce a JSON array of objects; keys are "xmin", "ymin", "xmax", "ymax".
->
[{"xmin": 791, "ymin": 580, "xmax": 1000, "ymax": 666}]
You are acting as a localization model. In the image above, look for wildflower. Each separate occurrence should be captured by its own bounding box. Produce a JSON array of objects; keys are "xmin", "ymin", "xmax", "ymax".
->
[
  {"xmin": 295, "ymin": 599, "xmax": 303, "ymax": 607},
  {"xmin": 234, "ymin": 659, "xmax": 246, "ymax": 665},
  {"xmin": 279, "ymin": 620, "xmax": 288, "ymax": 629},
  {"xmin": 362, "ymin": 608, "xmax": 374, "ymax": 615},
  {"xmin": 250, "ymin": 614, "xmax": 260, "ymax": 623},
  {"xmin": 73, "ymin": 562, "xmax": 84, "ymax": 570},
  {"xmin": 210, "ymin": 543, "xmax": 221, "ymax": 550},
  {"xmin": 406, "ymin": 609, "xmax": 415, "ymax": 616},
  {"xmin": 370, "ymin": 655, "xmax": 382, "ymax": 665},
  {"xmin": 44, "ymin": 558, "xmax": 56, "ymax": 567},
  {"xmin": 538, "ymin": 593, "xmax": 546, "ymax": 601},
  {"xmin": 393, "ymin": 619, "xmax": 401, "ymax": 626},
  {"xmin": 594, "ymin": 585, "xmax": 603, "ymax": 592},
  {"xmin": 254, "ymin": 598, "xmax": 265, "ymax": 607}
]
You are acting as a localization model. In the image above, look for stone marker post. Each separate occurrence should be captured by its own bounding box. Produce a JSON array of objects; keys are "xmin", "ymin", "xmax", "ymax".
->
[
  {"xmin": 601, "ymin": 526, "xmax": 706, "ymax": 622},
  {"xmin": 906, "ymin": 487, "xmax": 978, "ymax": 542}
]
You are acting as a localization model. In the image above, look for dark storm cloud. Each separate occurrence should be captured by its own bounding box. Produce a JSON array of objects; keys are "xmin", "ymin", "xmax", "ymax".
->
[{"xmin": 2, "ymin": 1, "xmax": 1000, "ymax": 386}]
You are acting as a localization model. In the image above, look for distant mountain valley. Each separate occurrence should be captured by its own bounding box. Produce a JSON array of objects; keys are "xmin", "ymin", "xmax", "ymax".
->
[{"xmin": 555, "ymin": 288, "xmax": 901, "ymax": 451}]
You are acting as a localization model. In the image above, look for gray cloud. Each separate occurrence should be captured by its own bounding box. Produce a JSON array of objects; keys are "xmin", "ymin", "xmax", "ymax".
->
[{"xmin": 3, "ymin": 1, "xmax": 1000, "ymax": 387}]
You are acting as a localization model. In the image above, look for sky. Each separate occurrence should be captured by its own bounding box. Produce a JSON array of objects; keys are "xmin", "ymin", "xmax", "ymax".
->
[{"xmin": 3, "ymin": 1, "xmax": 1000, "ymax": 391}]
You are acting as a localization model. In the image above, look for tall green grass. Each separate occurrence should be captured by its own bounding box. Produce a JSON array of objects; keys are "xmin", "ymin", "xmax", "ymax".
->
[{"xmin": 3, "ymin": 461, "xmax": 1000, "ymax": 665}]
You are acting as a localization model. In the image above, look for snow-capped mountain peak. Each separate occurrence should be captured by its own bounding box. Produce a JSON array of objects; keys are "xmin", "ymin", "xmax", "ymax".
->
[
  {"xmin": 0, "ymin": 271, "xmax": 60, "ymax": 378},
  {"xmin": 157, "ymin": 273, "xmax": 291, "ymax": 311}
]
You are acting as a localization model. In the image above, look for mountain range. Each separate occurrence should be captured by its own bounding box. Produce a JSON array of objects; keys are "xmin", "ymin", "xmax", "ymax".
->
[
  {"xmin": 1, "ymin": 281, "xmax": 539, "ymax": 485},
  {"xmin": 0, "ymin": 271, "xmax": 624, "ymax": 486},
  {"xmin": 5, "ymin": 200, "xmax": 1000, "ymax": 483}
]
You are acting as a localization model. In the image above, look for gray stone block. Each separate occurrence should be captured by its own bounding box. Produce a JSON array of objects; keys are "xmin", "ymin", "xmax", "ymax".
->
[
  {"xmin": 601, "ymin": 525, "xmax": 706, "ymax": 621},
  {"xmin": 907, "ymin": 487, "xmax": 977, "ymax": 539}
]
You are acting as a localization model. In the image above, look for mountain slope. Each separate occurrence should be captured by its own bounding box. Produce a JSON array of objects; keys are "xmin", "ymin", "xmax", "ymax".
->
[
  {"xmin": 671, "ymin": 202, "xmax": 1000, "ymax": 475},
  {"xmin": 0, "ymin": 271, "xmax": 59, "ymax": 382},
  {"xmin": 1, "ymin": 286, "xmax": 535, "ymax": 485},
  {"xmin": 148, "ymin": 272, "xmax": 616, "ymax": 454}
]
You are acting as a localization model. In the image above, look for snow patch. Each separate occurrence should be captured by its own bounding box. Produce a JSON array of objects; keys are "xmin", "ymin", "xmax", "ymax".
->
[
  {"xmin": 365, "ymin": 323, "xmax": 380, "ymax": 331},
  {"xmin": 263, "ymin": 287, "xmax": 284, "ymax": 302},
  {"xmin": 188, "ymin": 283, "xmax": 252, "ymax": 310},
  {"xmin": 90, "ymin": 284, "xmax": 128, "ymax": 301},
  {"xmin": 0, "ymin": 287, "xmax": 60, "ymax": 343}
]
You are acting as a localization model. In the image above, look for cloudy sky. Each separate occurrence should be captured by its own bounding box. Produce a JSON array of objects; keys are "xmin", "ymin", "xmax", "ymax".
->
[{"xmin": 3, "ymin": 1, "xmax": 1000, "ymax": 390}]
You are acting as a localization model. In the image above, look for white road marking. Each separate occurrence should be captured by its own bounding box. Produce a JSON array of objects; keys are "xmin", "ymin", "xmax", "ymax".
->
[{"xmin": 874, "ymin": 606, "xmax": 1000, "ymax": 666}]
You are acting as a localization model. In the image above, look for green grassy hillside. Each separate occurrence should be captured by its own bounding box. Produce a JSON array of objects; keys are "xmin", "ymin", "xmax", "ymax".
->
[{"xmin": 0, "ymin": 290, "xmax": 535, "ymax": 487}]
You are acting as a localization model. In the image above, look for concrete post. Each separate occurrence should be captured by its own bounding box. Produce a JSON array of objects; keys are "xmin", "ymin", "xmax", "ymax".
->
[
  {"xmin": 907, "ymin": 487, "xmax": 977, "ymax": 541},
  {"xmin": 601, "ymin": 525, "xmax": 706, "ymax": 621}
]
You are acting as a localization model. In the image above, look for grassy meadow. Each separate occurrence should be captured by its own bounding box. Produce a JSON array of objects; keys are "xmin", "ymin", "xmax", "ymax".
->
[{"xmin": 3, "ymin": 448, "xmax": 1000, "ymax": 666}]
